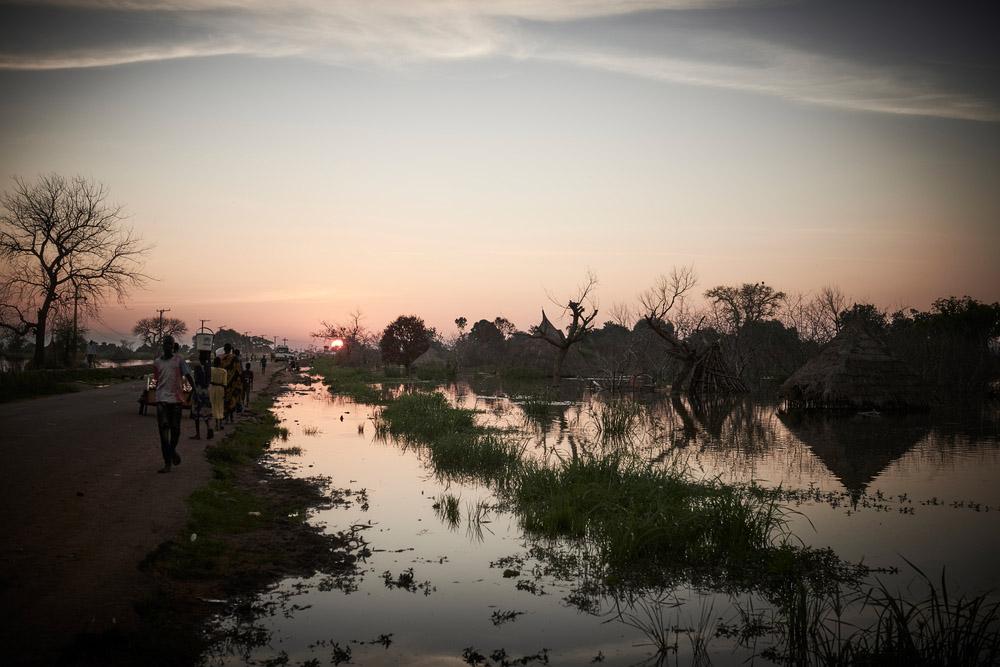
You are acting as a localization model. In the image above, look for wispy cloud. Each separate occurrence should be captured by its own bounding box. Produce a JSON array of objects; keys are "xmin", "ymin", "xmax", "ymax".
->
[
  {"xmin": 2, "ymin": 0, "xmax": 997, "ymax": 122},
  {"xmin": 541, "ymin": 46, "xmax": 1000, "ymax": 122}
]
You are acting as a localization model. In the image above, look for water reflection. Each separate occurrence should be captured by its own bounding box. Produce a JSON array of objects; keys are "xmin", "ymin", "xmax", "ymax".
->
[
  {"xmin": 201, "ymin": 377, "xmax": 1000, "ymax": 665},
  {"xmin": 777, "ymin": 411, "xmax": 929, "ymax": 498}
]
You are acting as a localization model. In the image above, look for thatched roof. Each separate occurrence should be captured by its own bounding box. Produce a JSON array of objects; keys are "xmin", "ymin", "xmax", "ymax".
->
[
  {"xmin": 780, "ymin": 322, "xmax": 928, "ymax": 410},
  {"xmin": 412, "ymin": 347, "xmax": 448, "ymax": 368}
]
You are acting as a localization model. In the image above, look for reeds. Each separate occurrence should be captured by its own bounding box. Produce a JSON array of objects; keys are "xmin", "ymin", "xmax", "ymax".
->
[
  {"xmin": 771, "ymin": 559, "xmax": 1000, "ymax": 665},
  {"xmin": 379, "ymin": 392, "xmax": 476, "ymax": 440},
  {"xmin": 591, "ymin": 399, "xmax": 645, "ymax": 440}
]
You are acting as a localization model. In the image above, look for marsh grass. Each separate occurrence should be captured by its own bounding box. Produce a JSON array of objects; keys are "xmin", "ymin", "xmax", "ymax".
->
[
  {"xmin": 311, "ymin": 359, "xmax": 390, "ymax": 404},
  {"xmin": 466, "ymin": 499, "xmax": 496, "ymax": 542},
  {"xmin": 380, "ymin": 392, "xmax": 477, "ymax": 440},
  {"xmin": 774, "ymin": 561, "xmax": 1000, "ymax": 666},
  {"xmin": 301, "ymin": 425, "xmax": 320, "ymax": 436},
  {"xmin": 518, "ymin": 393, "xmax": 559, "ymax": 424},
  {"xmin": 591, "ymin": 399, "xmax": 646, "ymax": 440},
  {"xmin": 372, "ymin": 387, "xmax": 817, "ymax": 583}
]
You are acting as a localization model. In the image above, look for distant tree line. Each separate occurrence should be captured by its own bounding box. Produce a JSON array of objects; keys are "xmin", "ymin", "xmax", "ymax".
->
[{"xmin": 313, "ymin": 272, "xmax": 999, "ymax": 399}]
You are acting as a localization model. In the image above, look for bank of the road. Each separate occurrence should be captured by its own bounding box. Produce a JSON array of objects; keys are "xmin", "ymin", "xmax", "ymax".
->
[{"xmin": 0, "ymin": 362, "xmax": 342, "ymax": 665}]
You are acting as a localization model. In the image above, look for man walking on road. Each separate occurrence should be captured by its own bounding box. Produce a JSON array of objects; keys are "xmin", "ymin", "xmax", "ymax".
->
[{"xmin": 153, "ymin": 335, "xmax": 195, "ymax": 473}]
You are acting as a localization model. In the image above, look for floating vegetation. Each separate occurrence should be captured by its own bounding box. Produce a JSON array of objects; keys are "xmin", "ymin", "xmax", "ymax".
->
[
  {"xmin": 490, "ymin": 609, "xmax": 525, "ymax": 626},
  {"xmin": 381, "ymin": 568, "xmax": 435, "ymax": 595},
  {"xmin": 270, "ymin": 446, "xmax": 303, "ymax": 456},
  {"xmin": 462, "ymin": 646, "xmax": 550, "ymax": 666}
]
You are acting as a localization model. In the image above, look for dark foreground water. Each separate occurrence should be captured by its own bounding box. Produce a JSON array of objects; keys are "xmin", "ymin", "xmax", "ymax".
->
[{"xmin": 201, "ymin": 375, "xmax": 1000, "ymax": 666}]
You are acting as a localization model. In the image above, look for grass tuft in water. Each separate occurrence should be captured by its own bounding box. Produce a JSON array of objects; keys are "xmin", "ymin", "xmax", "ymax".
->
[
  {"xmin": 379, "ymin": 391, "xmax": 476, "ymax": 439},
  {"xmin": 591, "ymin": 399, "xmax": 645, "ymax": 440},
  {"xmin": 433, "ymin": 493, "xmax": 461, "ymax": 529}
]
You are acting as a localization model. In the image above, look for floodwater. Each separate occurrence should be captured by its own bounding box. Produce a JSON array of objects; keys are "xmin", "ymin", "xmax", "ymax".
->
[{"xmin": 202, "ymin": 375, "xmax": 1000, "ymax": 666}]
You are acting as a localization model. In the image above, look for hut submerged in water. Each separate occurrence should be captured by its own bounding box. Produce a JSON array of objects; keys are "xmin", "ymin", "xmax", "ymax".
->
[{"xmin": 781, "ymin": 322, "xmax": 928, "ymax": 410}]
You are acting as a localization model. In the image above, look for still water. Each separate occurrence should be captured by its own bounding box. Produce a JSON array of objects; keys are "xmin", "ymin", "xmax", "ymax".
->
[{"xmin": 202, "ymin": 375, "xmax": 1000, "ymax": 665}]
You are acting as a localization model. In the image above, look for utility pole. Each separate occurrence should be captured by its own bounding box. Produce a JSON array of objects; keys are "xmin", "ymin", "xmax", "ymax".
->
[
  {"xmin": 71, "ymin": 284, "xmax": 87, "ymax": 367},
  {"xmin": 156, "ymin": 308, "xmax": 171, "ymax": 347}
]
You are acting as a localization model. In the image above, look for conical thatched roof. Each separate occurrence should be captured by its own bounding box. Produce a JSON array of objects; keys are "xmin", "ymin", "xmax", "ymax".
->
[
  {"xmin": 778, "ymin": 411, "xmax": 928, "ymax": 494},
  {"xmin": 780, "ymin": 322, "xmax": 928, "ymax": 410}
]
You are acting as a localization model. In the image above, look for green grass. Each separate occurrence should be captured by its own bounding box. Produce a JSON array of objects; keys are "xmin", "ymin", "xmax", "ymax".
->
[
  {"xmin": 591, "ymin": 399, "xmax": 645, "ymax": 440},
  {"xmin": 379, "ymin": 392, "xmax": 476, "ymax": 439},
  {"xmin": 368, "ymin": 386, "xmax": 842, "ymax": 588},
  {"xmin": 310, "ymin": 358, "xmax": 394, "ymax": 404},
  {"xmin": 148, "ymin": 390, "xmax": 329, "ymax": 581}
]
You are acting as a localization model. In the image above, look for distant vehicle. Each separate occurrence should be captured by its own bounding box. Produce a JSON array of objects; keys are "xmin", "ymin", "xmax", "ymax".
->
[{"xmin": 273, "ymin": 346, "xmax": 294, "ymax": 361}]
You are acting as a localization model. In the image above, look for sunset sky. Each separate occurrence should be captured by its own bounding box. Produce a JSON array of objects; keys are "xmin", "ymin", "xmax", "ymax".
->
[{"xmin": 2, "ymin": 0, "xmax": 998, "ymax": 348}]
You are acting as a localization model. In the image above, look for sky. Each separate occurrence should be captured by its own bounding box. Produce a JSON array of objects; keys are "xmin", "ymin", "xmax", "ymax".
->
[{"xmin": 1, "ymin": 0, "xmax": 998, "ymax": 347}]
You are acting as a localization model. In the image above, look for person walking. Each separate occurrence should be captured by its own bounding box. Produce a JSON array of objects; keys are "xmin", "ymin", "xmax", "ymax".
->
[
  {"xmin": 260, "ymin": 355, "xmax": 267, "ymax": 374},
  {"xmin": 220, "ymin": 343, "xmax": 242, "ymax": 423},
  {"xmin": 190, "ymin": 351, "xmax": 213, "ymax": 440},
  {"xmin": 241, "ymin": 362, "xmax": 254, "ymax": 406},
  {"xmin": 233, "ymin": 349, "xmax": 245, "ymax": 412},
  {"xmin": 153, "ymin": 335, "xmax": 195, "ymax": 474},
  {"xmin": 209, "ymin": 356, "xmax": 227, "ymax": 432}
]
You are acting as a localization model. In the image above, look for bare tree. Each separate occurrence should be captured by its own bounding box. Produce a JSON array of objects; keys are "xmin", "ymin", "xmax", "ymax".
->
[
  {"xmin": 0, "ymin": 175, "xmax": 148, "ymax": 367},
  {"xmin": 816, "ymin": 285, "xmax": 846, "ymax": 341},
  {"xmin": 530, "ymin": 272, "xmax": 599, "ymax": 386},
  {"xmin": 132, "ymin": 316, "xmax": 188, "ymax": 348},
  {"xmin": 639, "ymin": 267, "xmax": 747, "ymax": 395},
  {"xmin": 608, "ymin": 301, "xmax": 634, "ymax": 329},
  {"xmin": 312, "ymin": 308, "xmax": 376, "ymax": 365}
]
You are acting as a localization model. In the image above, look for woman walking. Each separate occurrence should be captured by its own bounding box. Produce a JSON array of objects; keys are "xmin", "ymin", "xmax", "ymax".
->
[
  {"xmin": 190, "ymin": 351, "xmax": 213, "ymax": 440},
  {"xmin": 220, "ymin": 343, "xmax": 242, "ymax": 423},
  {"xmin": 209, "ymin": 356, "xmax": 227, "ymax": 432}
]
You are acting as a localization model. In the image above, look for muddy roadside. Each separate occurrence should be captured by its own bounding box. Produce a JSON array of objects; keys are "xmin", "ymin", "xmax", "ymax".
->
[{"xmin": 3, "ymin": 369, "xmax": 368, "ymax": 666}]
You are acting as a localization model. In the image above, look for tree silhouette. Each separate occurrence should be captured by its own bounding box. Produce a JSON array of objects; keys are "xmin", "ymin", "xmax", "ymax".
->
[
  {"xmin": 132, "ymin": 316, "xmax": 188, "ymax": 348},
  {"xmin": 530, "ymin": 272, "xmax": 599, "ymax": 386},
  {"xmin": 379, "ymin": 315, "xmax": 432, "ymax": 374},
  {"xmin": 0, "ymin": 175, "xmax": 148, "ymax": 367}
]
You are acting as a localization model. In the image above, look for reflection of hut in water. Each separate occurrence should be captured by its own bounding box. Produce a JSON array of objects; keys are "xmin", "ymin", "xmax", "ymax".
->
[
  {"xmin": 778, "ymin": 411, "xmax": 929, "ymax": 496},
  {"xmin": 780, "ymin": 322, "xmax": 928, "ymax": 410}
]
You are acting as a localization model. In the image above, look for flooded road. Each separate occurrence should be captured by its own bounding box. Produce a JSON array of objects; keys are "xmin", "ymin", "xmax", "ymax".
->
[{"xmin": 202, "ymin": 375, "xmax": 1000, "ymax": 665}]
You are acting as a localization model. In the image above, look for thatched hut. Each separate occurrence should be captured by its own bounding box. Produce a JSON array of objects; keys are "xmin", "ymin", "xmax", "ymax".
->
[{"xmin": 781, "ymin": 322, "xmax": 928, "ymax": 410}]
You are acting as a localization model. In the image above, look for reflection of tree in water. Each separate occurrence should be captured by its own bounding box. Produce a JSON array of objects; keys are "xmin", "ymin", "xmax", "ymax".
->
[{"xmin": 778, "ymin": 411, "xmax": 929, "ymax": 498}]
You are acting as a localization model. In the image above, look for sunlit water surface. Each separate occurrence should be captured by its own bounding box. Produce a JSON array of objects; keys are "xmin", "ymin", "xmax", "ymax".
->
[{"xmin": 202, "ymin": 374, "xmax": 1000, "ymax": 666}]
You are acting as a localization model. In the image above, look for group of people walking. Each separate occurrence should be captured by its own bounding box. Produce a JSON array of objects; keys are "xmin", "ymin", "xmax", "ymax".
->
[{"xmin": 152, "ymin": 336, "xmax": 268, "ymax": 474}]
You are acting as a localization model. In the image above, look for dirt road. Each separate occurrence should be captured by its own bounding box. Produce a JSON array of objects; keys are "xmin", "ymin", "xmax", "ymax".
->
[{"xmin": 0, "ymin": 364, "xmax": 282, "ymax": 664}]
